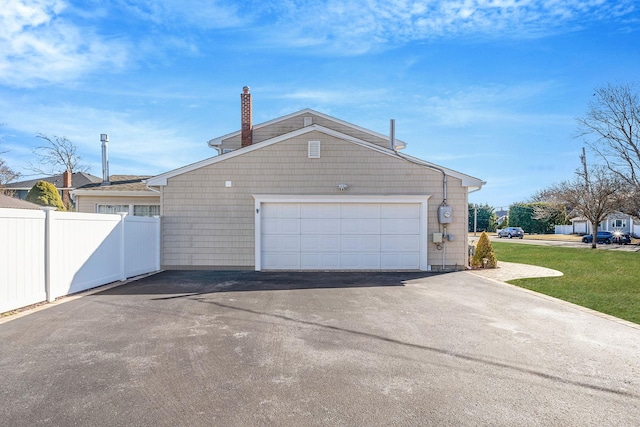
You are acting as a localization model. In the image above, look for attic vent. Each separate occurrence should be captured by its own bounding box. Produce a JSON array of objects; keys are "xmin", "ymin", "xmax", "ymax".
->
[
  {"xmin": 308, "ymin": 140, "xmax": 321, "ymax": 158},
  {"xmin": 304, "ymin": 116, "xmax": 313, "ymax": 126}
]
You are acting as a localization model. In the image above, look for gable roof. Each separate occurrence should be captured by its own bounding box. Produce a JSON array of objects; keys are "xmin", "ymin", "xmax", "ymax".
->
[
  {"xmin": 4, "ymin": 172, "xmax": 102, "ymax": 190},
  {"xmin": 0, "ymin": 193, "xmax": 42, "ymax": 209},
  {"xmin": 148, "ymin": 124, "xmax": 485, "ymax": 189},
  {"xmin": 207, "ymin": 108, "xmax": 407, "ymax": 150},
  {"xmin": 72, "ymin": 175, "xmax": 158, "ymax": 197}
]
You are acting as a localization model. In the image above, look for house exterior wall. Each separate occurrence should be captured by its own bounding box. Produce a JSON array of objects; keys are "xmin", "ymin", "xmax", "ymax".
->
[
  {"xmin": 161, "ymin": 131, "xmax": 468, "ymax": 270},
  {"xmin": 75, "ymin": 195, "xmax": 160, "ymax": 214},
  {"xmin": 221, "ymin": 113, "xmax": 390, "ymax": 152}
]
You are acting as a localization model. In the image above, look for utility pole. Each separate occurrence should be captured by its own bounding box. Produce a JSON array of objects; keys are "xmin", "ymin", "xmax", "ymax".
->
[{"xmin": 473, "ymin": 205, "xmax": 477, "ymax": 237}]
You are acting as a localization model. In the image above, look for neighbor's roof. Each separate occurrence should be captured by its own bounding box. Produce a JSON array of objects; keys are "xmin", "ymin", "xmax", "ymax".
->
[
  {"xmin": 149, "ymin": 124, "xmax": 485, "ymax": 189},
  {"xmin": 4, "ymin": 172, "xmax": 102, "ymax": 189},
  {"xmin": 72, "ymin": 175, "xmax": 159, "ymax": 197},
  {"xmin": 0, "ymin": 193, "xmax": 42, "ymax": 209}
]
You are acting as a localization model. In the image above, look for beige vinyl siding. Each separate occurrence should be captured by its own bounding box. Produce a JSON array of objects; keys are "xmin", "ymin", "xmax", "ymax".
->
[
  {"xmin": 221, "ymin": 113, "xmax": 390, "ymax": 152},
  {"xmin": 162, "ymin": 131, "xmax": 468, "ymax": 270},
  {"xmin": 75, "ymin": 195, "xmax": 160, "ymax": 214}
]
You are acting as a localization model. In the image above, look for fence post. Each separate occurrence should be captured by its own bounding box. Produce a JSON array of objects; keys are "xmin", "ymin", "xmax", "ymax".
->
[
  {"xmin": 118, "ymin": 212, "xmax": 128, "ymax": 281},
  {"xmin": 42, "ymin": 207, "xmax": 57, "ymax": 302},
  {"xmin": 155, "ymin": 216, "xmax": 161, "ymax": 271}
]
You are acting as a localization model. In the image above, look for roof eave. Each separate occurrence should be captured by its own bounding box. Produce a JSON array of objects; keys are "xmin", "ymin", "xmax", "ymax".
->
[{"xmin": 71, "ymin": 190, "xmax": 159, "ymax": 197}]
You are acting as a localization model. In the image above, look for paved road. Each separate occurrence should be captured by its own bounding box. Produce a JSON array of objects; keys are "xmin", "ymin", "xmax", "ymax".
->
[
  {"xmin": 1, "ymin": 271, "xmax": 639, "ymax": 426},
  {"xmin": 480, "ymin": 235, "xmax": 640, "ymax": 252}
]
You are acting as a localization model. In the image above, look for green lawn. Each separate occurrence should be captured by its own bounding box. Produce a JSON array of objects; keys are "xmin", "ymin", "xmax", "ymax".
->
[{"xmin": 491, "ymin": 242, "xmax": 640, "ymax": 325}]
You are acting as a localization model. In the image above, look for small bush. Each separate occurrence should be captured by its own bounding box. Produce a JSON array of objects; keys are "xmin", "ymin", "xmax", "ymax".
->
[
  {"xmin": 472, "ymin": 231, "xmax": 497, "ymax": 268},
  {"xmin": 25, "ymin": 181, "xmax": 66, "ymax": 210}
]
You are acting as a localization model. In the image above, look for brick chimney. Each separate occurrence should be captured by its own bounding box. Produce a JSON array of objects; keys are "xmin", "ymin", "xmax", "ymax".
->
[
  {"xmin": 62, "ymin": 170, "xmax": 72, "ymax": 206},
  {"xmin": 241, "ymin": 86, "xmax": 253, "ymax": 148}
]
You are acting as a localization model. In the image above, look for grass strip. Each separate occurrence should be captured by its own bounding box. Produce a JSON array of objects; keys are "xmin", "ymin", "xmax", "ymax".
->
[{"xmin": 491, "ymin": 242, "xmax": 640, "ymax": 325}]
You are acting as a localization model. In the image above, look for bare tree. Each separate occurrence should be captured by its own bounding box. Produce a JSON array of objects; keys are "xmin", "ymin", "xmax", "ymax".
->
[
  {"xmin": 0, "ymin": 124, "xmax": 21, "ymax": 187},
  {"xmin": 539, "ymin": 160, "xmax": 620, "ymax": 249},
  {"xmin": 577, "ymin": 82, "xmax": 640, "ymax": 216},
  {"xmin": 29, "ymin": 134, "xmax": 90, "ymax": 176},
  {"xmin": 0, "ymin": 158, "xmax": 20, "ymax": 187}
]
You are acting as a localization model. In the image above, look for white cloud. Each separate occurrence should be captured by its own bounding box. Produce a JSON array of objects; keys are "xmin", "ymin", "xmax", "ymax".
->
[
  {"xmin": 413, "ymin": 82, "xmax": 570, "ymax": 127},
  {"xmin": 245, "ymin": 0, "xmax": 638, "ymax": 54},
  {"xmin": 115, "ymin": 0, "xmax": 243, "ymax": 29},
  {"xmin": 0, "ymin": 0, "xmax": 129, "ymax": 87},
  {"xmin": 277, "ymin": 88, "xmax": 390, "ymax": 105}
]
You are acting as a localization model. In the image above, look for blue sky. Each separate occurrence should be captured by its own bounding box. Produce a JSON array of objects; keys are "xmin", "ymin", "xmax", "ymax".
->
[{"xmin": 1, "ymin": 0, "xmax": 638, "ymax": 209}]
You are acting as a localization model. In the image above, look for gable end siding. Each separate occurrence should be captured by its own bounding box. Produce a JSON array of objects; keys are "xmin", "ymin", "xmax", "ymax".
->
[{"xmin": 220, "ymin": 113, "xmax": 391, "ymax": 152}]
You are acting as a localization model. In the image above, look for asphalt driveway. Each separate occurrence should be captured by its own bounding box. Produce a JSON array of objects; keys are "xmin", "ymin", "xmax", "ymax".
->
[{"xmin": 1, "ymin": 270, "xmax": 639, "ymax": 426}]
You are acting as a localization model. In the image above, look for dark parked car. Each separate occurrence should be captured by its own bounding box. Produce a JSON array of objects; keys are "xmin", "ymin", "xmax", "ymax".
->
[
  {"xmin": 582, "ymin": 231, "xmax": 614, "ymax": 244},
  {"xmin": 612, "ymin": 232, "xmax": 632, "ymax": 245},
  {"xmin": 498, "ymin": 227, "xmax": 524, "ymax": 239}
]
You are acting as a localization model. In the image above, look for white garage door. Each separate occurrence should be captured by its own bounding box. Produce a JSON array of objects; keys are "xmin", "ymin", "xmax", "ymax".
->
[{"xmin": 260, "ymin": 202, "xmax": 422, "ymax": 270}]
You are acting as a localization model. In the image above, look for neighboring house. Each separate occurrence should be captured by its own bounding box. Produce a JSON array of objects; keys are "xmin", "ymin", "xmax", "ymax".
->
[
  {"xmin": 147, "ymin": 87, "xmax": 485, "ymax": 271},
  {"xmin": 570, "ymin": 212, "xmax": 640, "ymax": 237},
  {"xmin": 72, "ymin": 175, "xmax": 160, "ymax": 217},
  {"xmin": 495, "ymin": 209, "xmax": 508, "ymax": 226},
  {"xmin": 2, "ymin": 171, "xmax": 102, "ymax": 206},
  {"xmin": 0, "ymin": 193, "xmax": 42, "ymax": 209}
]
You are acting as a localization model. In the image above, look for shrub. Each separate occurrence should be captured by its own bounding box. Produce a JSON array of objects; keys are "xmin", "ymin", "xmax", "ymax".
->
[
  {"xmin": 472, "ymin": 231, "xmax": 497, "ymax": 268},
  {"xmin": 25, "ymin": 181, "xmax": 66, "ymax": 210}
]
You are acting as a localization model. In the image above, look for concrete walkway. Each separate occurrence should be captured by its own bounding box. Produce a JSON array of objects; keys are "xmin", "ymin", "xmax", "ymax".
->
[{"xmin": 468, "ymin": 261, "xmax": 563, "ymax": 282}]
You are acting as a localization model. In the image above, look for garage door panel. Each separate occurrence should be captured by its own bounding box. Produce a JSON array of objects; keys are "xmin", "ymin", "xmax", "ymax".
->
[
  {"xmin": 263, "ymin": 235, "xmax": 300, "ymax": 251},
  {"xmin": 301, "ymin": 219, "xmax": 341, "ymax": 235},
  {"xmin": 300, "ymin": 203, "xmax": 340, "ymax": 218},
  {"xmin": 381, "ymin": 204, "xmax": 420, "ymax": 218},
  {"xmin": 381, "ymin": 218, "xmax": 420, "ymax": 235},
  {"xmin": 341, "ymin": 235, "xmax": 380, "ymax": 252},
  {"xmin": 381, "ymin": 235, "xmax": 420, "ymax": 251},
  {"xmin": 263, "ymin": 218, "xmax": 301, "ymax": 235},
  {"xmin": 263, "ymin": 252, "xmax": 300, "ymax": 269},
  {"xmin": 262, "ymin": 203, "xmax": 300, "ymax": 218},
  {"xmin": 301, "ymin": 235, "xmax": 340, "ymax": 251},
  {"xmin": 341, "ymin": 253, "xmax": 380, "ymax": 269},
  {"xmin": 381, "ymin": 253, "xmax": 420, "ymax": 269},
  {"xmin": 341, "ymin": 204, "xmax": 380, "ymax": 219},
  {"xmin": 341, "ymin": 219, "xmax": 380, "ymax": 234},
  {"xmin": 301, "ymin": 253, "xmax": 340, "ymax": 269}
]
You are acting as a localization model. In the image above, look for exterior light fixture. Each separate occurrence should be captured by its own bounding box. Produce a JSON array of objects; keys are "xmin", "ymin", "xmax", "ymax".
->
[{"xmin": 337, "ymin": 184, "xmax": 349, "ymax": 191}]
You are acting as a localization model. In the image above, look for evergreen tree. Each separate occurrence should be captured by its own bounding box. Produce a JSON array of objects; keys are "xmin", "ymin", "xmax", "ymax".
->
[
  {"xmin": 25, "ymin": 181, "xmax": 66, "ymax": 210},
  {"xmin": 472, "ymin": 231, "xmax": 497, "ymax": 269}
]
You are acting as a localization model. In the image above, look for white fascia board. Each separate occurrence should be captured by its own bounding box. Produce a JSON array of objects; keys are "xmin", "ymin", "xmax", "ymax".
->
[
  {"xmin": 71, "ymin": 190, "xmax": 159, "ymax": 197},
  {"xmin": 253, "ymin": 194, "xmax": 431, "ymax": 204},
  {"xmin": 206, "ymin": 108, "xmax": 407, "ymax": 149}
]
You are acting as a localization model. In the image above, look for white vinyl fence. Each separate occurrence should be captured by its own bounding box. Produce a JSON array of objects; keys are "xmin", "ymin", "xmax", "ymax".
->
[
  {"xmin": 554, "ymin": 225, "xmax": 573, "ymax": 235},
  {"xmin": 1, "ymin": 208, "xmax": 160, "ymax": 313}
]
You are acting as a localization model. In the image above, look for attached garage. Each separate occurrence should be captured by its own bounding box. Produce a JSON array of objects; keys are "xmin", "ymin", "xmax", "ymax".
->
[
  {"xmin": 254, "ymin": 195, "xmax": 430, "ymax": 271},
  {"xmin": 147, "ymin": 104, "xmax": 485, "ymax": 271}
]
